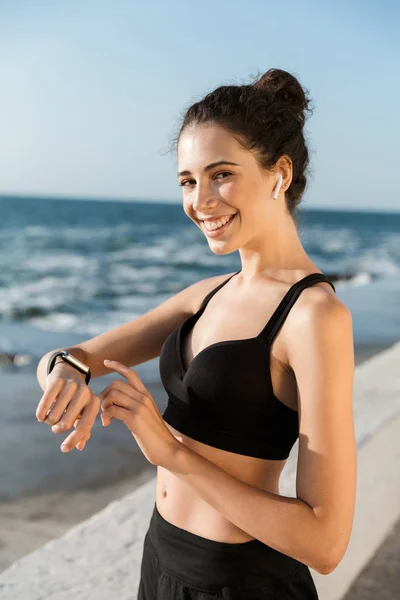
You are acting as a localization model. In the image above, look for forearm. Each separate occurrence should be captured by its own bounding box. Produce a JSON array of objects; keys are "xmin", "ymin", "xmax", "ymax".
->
[
  {"xmin": 36, "ymin": 346, "xmax": 89, "ymax": 391},
  {"xmin": 170, "ymin": 444, "xmax": 331, "ymax": 574}
]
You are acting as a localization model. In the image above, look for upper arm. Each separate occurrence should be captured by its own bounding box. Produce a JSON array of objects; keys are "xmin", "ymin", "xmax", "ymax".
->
[
  {"xmin": 287, "ymin": 294, "xmax": 356, "ymax": 571},
  {"xmin": 77, "ymin": 273, "xmax": 236, "ymax": 377}
]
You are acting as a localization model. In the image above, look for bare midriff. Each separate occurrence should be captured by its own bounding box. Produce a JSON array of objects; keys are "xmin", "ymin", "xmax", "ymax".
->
[
  {"xmin": 156, "ymin": 423, "xmax": 287, "ymax": 543},
  {"xmin": 155, "ymin": 271, "xmax": 334, "ymax": 543}
]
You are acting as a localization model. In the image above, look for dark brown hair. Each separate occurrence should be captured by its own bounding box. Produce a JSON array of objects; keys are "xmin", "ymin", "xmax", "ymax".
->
[{"xmin": 170, "ymin": 68, "xmax": 313, "ymax": 217}]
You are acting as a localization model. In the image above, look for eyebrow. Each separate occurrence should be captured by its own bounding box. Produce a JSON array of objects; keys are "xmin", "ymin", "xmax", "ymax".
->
[{"xmin": 178, "ymin": 160, "xmax": 240, "ymax": 177}]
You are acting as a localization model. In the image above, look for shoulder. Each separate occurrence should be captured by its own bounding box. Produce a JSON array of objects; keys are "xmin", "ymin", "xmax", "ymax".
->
[
  {"xmin": 281, "ymin": 280, "xmax": 352, "ymax": 368},
  {"xmin": 285, "ymin": 283, "xmax": 353, "ymax": 370},
  {"xmin": 293, "ymin": 282, "xmax": 351, "ymax": 331}
]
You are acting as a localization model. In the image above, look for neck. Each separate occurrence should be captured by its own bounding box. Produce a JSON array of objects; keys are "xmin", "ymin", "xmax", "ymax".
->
[{"xmin": 237, "ymin": 209, "xmax": 314, "ymax": 283}]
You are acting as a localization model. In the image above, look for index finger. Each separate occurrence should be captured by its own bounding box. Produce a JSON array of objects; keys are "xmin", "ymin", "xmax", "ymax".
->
[
  {"xmin": 103, "ymin": 360, "xmax": 148, "ymax": 395},
  {"xmin": 36, "ymin": 378, "xmax": 64, "ymax": 421}
]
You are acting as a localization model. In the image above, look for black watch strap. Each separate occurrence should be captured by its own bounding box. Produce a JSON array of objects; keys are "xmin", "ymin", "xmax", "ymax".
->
[{"xmin": 47, "ymin": 351, "xmax": 91, "ymax": 384}]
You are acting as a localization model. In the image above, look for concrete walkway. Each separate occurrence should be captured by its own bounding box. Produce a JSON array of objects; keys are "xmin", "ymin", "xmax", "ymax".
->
[{"xmin": 342, "ymin": 515, "xmax": 400, "ymax": 600}]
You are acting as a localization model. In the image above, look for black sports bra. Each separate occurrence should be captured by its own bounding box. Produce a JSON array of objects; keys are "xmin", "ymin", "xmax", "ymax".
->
[{"xmin": 159, "ymin": 271, "xmax": 336, "ymax": 460}]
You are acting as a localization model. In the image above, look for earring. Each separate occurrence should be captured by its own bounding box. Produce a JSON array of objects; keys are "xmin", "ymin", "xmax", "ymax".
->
[{"xmin": 271, "ymin": 173, "xmax": 283, "ymax": 199}]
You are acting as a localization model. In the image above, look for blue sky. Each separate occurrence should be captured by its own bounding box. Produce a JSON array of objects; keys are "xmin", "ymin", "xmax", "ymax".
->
[{"xmin": 0, "ymin": 0, "xmax": 399, "ymax": 211}]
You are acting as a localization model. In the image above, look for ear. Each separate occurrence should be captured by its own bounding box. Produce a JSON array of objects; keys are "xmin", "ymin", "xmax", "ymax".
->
[{"xmin": 274, "ymin": 155, "xmax": 293, "ymax": 192}]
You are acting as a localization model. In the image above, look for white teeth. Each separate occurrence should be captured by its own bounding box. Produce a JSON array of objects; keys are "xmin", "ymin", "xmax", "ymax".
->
[{"xmin": 203, "ymin": 215, "xmax": 234, "ymax": 231}]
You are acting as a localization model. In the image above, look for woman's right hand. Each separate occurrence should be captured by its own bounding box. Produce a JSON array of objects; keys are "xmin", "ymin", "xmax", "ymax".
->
[{"xmin": 36, "ymin": 362, "xmax": 101, "ymax": 452}]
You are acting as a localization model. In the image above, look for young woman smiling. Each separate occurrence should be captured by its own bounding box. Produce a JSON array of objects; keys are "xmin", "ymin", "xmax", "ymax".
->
[{"xmin": 36, "ymin": 68, "xmax": 356, "ymax": 599}]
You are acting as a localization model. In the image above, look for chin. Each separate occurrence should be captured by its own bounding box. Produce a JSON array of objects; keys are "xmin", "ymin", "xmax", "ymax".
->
[{"xmin": 208, "ymin": 243, "xmax": 238, "ymax": 256}]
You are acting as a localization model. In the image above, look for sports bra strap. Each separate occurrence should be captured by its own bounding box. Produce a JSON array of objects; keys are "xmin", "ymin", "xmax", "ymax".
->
[
  {"xmin": 197, "ymin": 270, "xmax": 336, "ymax": 347},
  {"xmin": 198, "ymin": 271, "xmax": 241, "ymax": 311},
  {"xmin": 259, "ymin": 273, "xmax": 336, "ymax": 347}
]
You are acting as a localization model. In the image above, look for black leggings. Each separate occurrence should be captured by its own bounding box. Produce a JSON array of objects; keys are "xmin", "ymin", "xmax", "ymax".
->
[{"xmin": 137, "ymin": 502, "xmax": 319, "ymax": 599}]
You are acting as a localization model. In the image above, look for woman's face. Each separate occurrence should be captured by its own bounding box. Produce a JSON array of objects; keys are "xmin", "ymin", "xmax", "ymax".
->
[{"xmin": 177, "ymin": 123, "xmax": 278, "ymax": 255}]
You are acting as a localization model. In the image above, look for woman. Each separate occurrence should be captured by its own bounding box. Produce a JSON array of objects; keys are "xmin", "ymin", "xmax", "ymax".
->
[{"xmin": 36, "ymin": 68, "xmax": 356, "ymax": 599}]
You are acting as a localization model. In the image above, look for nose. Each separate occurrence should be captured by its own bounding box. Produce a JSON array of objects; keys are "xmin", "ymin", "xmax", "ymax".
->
[{"xmin": 192, "ymin": 182, "xmax": 218, "ymax": 214}]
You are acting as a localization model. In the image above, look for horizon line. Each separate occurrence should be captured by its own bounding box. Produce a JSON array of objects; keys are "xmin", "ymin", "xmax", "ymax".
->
[{"xmin": 1, "ymin": 191, "xmax": 399, "ymax": 216}]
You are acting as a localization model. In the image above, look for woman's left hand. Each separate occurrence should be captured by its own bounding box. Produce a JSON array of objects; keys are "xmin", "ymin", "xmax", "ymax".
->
[{"xmin": 100, "ymin": 359, "xmax": 180, "ymax": 469}]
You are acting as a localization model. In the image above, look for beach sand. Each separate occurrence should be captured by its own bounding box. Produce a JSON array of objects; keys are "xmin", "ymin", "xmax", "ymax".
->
[{"xmin": 0, "ymin": 343, "xmax": 394, "ymax": 574}]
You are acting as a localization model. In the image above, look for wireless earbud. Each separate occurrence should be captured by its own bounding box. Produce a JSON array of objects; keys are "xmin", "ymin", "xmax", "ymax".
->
[{"xmin": 272, "ymin": 173, "xmax": 283, "ymax": 199}]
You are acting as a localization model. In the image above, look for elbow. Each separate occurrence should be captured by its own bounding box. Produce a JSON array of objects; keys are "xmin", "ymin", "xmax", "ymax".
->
[
  {"xmin": 313, "ymin": 516, "xmax": 351, "ymax": 575},
  {"xmin": 316, "ymin": 560, "xmax": 338, "ymax": 576},
  {"xmin": 315, "ymin": 546, "xmax": 345, "ymax": 575}
]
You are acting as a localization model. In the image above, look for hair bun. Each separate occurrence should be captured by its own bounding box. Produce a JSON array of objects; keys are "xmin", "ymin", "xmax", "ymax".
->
[{"xmin": 252, "ymin": 68, "xmax": 312, "ymax": 127}]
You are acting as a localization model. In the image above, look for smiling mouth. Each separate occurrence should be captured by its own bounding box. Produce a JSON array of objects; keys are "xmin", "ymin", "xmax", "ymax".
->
[{"xmin": 200, "ymin": 213, "xmax": 237, "ymax": 236}]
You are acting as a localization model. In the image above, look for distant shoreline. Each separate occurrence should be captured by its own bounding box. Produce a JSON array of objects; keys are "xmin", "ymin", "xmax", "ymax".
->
[{"xmin": 2, "ymin": 192, "xmax": 400, "ymax": 215}]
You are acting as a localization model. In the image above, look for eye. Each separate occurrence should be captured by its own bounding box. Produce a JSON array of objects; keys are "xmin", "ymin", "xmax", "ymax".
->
[
  {"xmin": 179, "ymin": 179, "xmax": 195, "ymax": 187},
  {"xmin": 214, "ymin": 171, "xmax": 232, "ymax": 180}
]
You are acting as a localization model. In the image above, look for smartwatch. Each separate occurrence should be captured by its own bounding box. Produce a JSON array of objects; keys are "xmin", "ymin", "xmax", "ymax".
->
[{"xmin": 47, "ymin": 351, "xmax": 91, "ymax": 384}]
